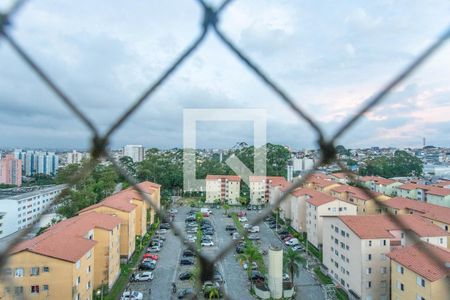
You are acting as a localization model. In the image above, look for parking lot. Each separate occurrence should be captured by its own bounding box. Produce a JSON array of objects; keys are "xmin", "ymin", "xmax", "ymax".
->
[{"xmin": 125, "ymin": 205, "xmax": 325, "ymax": 299}]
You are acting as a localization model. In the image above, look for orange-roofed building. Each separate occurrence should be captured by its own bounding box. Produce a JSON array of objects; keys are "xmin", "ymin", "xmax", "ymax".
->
[
  {"xmin": 304, "ymin": 175, "xmax": 341, "ymax": 194},
  {"xmin": 330, "ymin": 184, "xmax": 390, "ymax": 215},
  {"xmin": 205, "ymin": 175, "xmax": 241, "ymax": 205},
  {"xmin": 79, "ymin": 195, "xmax": 137, "ymax": 261},
  {"xmin": 388, "ymin": 242, "xmax": 450, "ymax": 300},
  {"xmin": 1, "ymin": 221, "xmax": 97, "ymax": 300},
  {"xmin": 359, "ymin": 175, "xmax": 402, "ymax": 196},
  {"xmin": 323, "ymin": 215, "xmax": 449, "ymax": 300},
  {"xmin": 127, "ymin": 181, "xmax": 161, "ymax": 225},
  {"xmin": 395, "ymin": 182, "xmax": 450, "ymax": 207},
  {"xmin": 249, "ymin": 176, "xmax": 287, "ymax": 205},
  {"xmin": 305, "ymin": 191, "xmax": 357, "ymax": 249},
  {"xmin": 329, "ymin": 172, "xmax": 350, "ymax": 184}
]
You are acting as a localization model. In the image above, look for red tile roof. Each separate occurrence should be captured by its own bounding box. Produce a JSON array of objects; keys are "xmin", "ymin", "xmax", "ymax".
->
[
  {"xmin": 383, "ymin": 197, "xmax": 450, "ymax": 225},
  {"xmin": 301, "ymin": 189, "xmax": 337, "ymax": 206},
  {"xmin": 387, "ymin": 242, "xmax": 450, "ymax": 282},
  {"xmin": 398, "ymin": 183, "xmax": 450, "ymax": 196},
  {"xmin": 433, "ymin": 179, "xmax": 450, "ymax": 188},
  {"xmin": 127, "ymin": 181, "xmax": 161, "ymax": 193},
  {"xmin": 206, "ymin": 175, "xmax": 241, "ymax": 181},
  {"xmin": 79, "ymin": 190, "xmax": 137, "ymax": 213},
  {"xmin": 331, "ymin": 184, "xmax": 381, "ymax": 200},
  {"xmin": 330, "ymin": 172, "xmax": 348, "ymax": 179},
  {"xmin": 306, "ymin": 177, "xmax": 338, "ymax": 188},
  {"xmin": 359, "ymin": 176, "xmax": 397, "ymax": 185},
  {"xmin": 249, "ymin": 176, "xmax": 286, "ymax": 184},
  {"xmin": 339, "ymin": 215, "xmax": 449, "ymax": 239}
]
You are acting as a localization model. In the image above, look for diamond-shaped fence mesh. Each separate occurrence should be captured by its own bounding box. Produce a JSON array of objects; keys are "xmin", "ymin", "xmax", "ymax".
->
[{"xmin": 0, "ymin": 0, "xmax": 449, "ymax": 299}]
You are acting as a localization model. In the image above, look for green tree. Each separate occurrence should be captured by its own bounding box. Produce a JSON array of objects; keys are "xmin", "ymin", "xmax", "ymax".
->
[
  {"xmin": 359, "ymin": 150, "xmax": 423, "ymax": 177},
  {"xmin": 208, "ymin": 287, "xmax": 220, "ymax": 299},
  {"xmin": 283, "ymin": 247, "xmax": 304, "ymax": 281},
  {"xmin": 238, "ymin": 244, "xmax": 263, "ymax": 279},
  {"xmin": 223, "ymin": 203, "xmax": 230, "ymax": 215}
]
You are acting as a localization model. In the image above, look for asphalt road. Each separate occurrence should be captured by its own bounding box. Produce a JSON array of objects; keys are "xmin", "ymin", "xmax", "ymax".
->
[{"xmin": 125, "ymin": 206, "xmax": 325, "ymax": 300}]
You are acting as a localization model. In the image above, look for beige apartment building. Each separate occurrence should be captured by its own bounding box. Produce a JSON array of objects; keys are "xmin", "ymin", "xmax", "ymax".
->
[
  {"xmin": 395, "ymin": 183, "xmax": 450, "ymax": 207},
  {"xmin": 127, "ymin": 181, "xmax": 161, "ymax": 225},
  {"xmin": 249, "ymin": 176, "xmax": 286, "ymax": 205},
  {"xmin": 323, "ymin": 215, "xmax": 449, "ymax": 300},
  {"xmin": 388, "ymin": 242, "xmax": 450, "ymax": 300},
  {"xmin": 44, "ymin": 212, "xmax": 121, "ymax": 290},
  {"xmin": 205, "ymin": 175, "xmax": 241, "ymax": 205},
  {"xmin": 359, "ymin": 176, "xmax": 402, "ymax": 197},
  {"xmin": 306, "ymin": 196, "xmax": 357, "ymax": 249},
  {"xmin": 1, "ymin": 224, "xmax": 96, "ymax": 300},
  {"xmin": 79, "ymin": 197, "xmax": 137, "ymax": 261},
  {"xmin": 329, "ymin": 185, "xmax": 390, "ymax": 215}
]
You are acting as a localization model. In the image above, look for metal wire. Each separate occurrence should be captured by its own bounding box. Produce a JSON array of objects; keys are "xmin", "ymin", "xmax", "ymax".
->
[{"xmin": 1, "ymin": 0, "xmax": 450, "ymax": 299}]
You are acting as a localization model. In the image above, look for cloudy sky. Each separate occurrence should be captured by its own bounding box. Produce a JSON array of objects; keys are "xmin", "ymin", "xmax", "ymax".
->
[{"xmin": 0, "ymin": 0, "xmax": 449, "ymax": 150}]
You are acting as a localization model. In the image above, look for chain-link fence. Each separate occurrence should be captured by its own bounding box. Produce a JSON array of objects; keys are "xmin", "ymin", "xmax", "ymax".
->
[{"xmin": 1, "ymin": 0, "xmax": 449, "ymax": 299}]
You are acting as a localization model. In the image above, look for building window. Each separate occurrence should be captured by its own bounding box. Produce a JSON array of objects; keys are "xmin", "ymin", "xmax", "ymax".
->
[
  {"xmin": 30, "ymin": 267, "xmax": 39, "ymax": 276},
  {"xmin": 380, "ymin": 267, "xmax": 387, "ymax": 274},
  {"xmin": 43, "ymin": 285, "xmax": 49, "ymax": 291},
  {"xmin": 77, "ymin": 276, "xmax": 81, "ymax": 285},
  {"xmin": 15, "ymin": 268, "xmax": 24, "ymax": 278},
  {"xmin": 416, "ymin": 276, "xmax": 425, "ymax": 287},
  {"xmin": 367, "ymin": 268, "xmax": 372, "ymax": 274},
  {"xmin": 76, "ymin": 260, "xmax": 80, "ymax": 269},
  {"xmin": 397, "ymin": 264, "xmax": 404, "ymax": 274},
  {"xmin": 380, "ymin": 280, "xmax": 387, "ymax": 288},
  {"xmin": 367, "ymin": 254, "xmax": 372, "ymax": 261},
  {"xmin": 87, "ymin": 265, "xmax": 91, "ymax": 273},
  {"xmin": 416, "ymin": 296, "xmax": 425, "ymax": 300},
  {"xmin": 14, "ymin": 286, "xmax": 23, "ymax": 295},
  {"xmin": 368, "ymin": 240, "xmax": 372, "ymax": 247},
  {"xmin": 397, "ymin": 281, "xmax": 405, "ymax": 291},
  {"xmin": 31, "ymin": 285, "xmax": 40, "ymax": 294},
  {"xmin": 367, "ymin": 281, "xmax": 372, "ymax": 288},
  {"xmin": 43, "ymin": 266, "xmax": 49, "ymax": 272},
  {"xmin": 382, "ymin": 240, "xmax": 387, "ymax": 246},
  {"xmin": 86, "ymin": 250, "xmax": 92, "ymax": 259},
  {"xmin": 87, "ymin": 281, "xmax": 91, "ymax": 290}
]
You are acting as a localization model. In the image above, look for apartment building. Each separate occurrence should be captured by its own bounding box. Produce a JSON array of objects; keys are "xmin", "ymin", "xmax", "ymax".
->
[
  {"xmin": 329, "ymin": 185, "xmax": 390, "ymax": 215},
  {"xmin": 79, "ymin": 197, "xmax": 136, "ymax": 261},
  {"xmin": 329, "ymin": 172, "xmax": 349, "ymax": 184},
  {"xmin": 359, "ymin": 176, "xmax": 402, "ymax": 196},
  {"xmin": 383, "ymin": 197, "xmax": 450, "ymax": 234},
  {"xmin": 205, "ymin": 175, "xmax": 241, "ymax": 205},
  {"xmin": 0, "ymin": 155, "xmax": 22, "ymax": 187},
  {"xmin": 306, "ymin": 194, "xmax": 357, "ymax": 249},
  {"xmin": 323, "ymin": 215, "xmax": 449, "ymax": 300},
  {"xmin": 44, "ymin": 212, "xmax": 121, "ymax": 290},
  {"xmin": 249, "ymin": 176, "xmax": 286, "ymax": 205},
  {"xmin": 387, "ymin": 242, "xmax": 450, "ymax": 300},
  {"xmin": 0, "ymin": 185, "xmax": 66, "ymax": 239},
  {"xmin": 127, "ymin": 181, "xmax": 161, "ymax": 225},
  {"xmin": 395, "ymin": 183, "xmax": 450, "ymax": 207},
  {"xmin": 14, "ymin": 150, "xmax": 58, "ymax": 176},
  {"xmin": 304, "ymin": 174, "xmax": 341, "ymax": 194},
  {"xmin": 1, "ymin": 223, "xmax": 96, "ymax": 300},
  {"xmin": 122, "ymin": 145, "xmax": 144, "ymax": 163}
]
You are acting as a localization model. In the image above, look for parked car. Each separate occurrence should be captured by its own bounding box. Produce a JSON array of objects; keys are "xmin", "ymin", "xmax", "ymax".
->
[
  {"xmin": 169, "ymin": 208, "xmax": 178, "ymax": 213},
  {"xmin": 291, "ymin": 244, "xmax": 304, "ymax": 251},
  {"xmin": 121, "ymin": 291, "xmax": 143, "ymax": 300},
  {"xmin": 285, "ymin": 238, "xmax": 300, "ymax": 246},
  {"xmin": 236, "ymin": 244, "xmax": 245, "ymax": 254},
  {"xmin": 179, "ymin": 271, "xmax": 193, "ymax": 280},
  {"xmin": 247, "ymin": 205, "xmax": 252, "ymax": 210},
  {"xmin": 154, "ymin": 234, "xmax": 166, "ymax": 241},
  {"xmin": 238, "ymin": 217, "xmax": 248, "ymax": 222},
  {"xmin": 180, "ymin": 258, "xmax": 195, "ymax": 265},
  {"xmin": 131, "ymin": 272, "xmax": 154, "ymax": 282},
  {"xmin": 243, "ymin": 223, "xmax": 252, "ymax": 229},
  {"xmin": 248, "ymin": 226, "xmax": 260, "ymax": 233},
  {"xmin": 143, "ymin": 253, "xmax": 158, "ymax": 260},
  {"xmin": 213, "ymin": 270, "xmax": 224, "ymax": 284},
  {"xmin": 147, "ymin": 246, "xmax": 160, "ymax": 252},
  {"xmin": 178, "ymin": 288, "xmax": 195, "ymax": 299},
  {"xmin": 156, "ymin": 229, "xmax": 168, "ymax": 234},
  {"xmin": 277, "ymin": 229, "xmax": 289, "ymax": 235},
  {"xmin": 248, "ymin": 234, "xmax": 260, "ymax": 240},
  {"xmin": 183, "ymin": 249, "xmax": 196, "ymax": 257},
  {"xmin": 201, "ymin": 240, "xmax": 215, "ymax": 247},
  {"xmin": 160, "ymin": 223, "xmax": 171, "ymax": 229},
  {"xmin": 283, "ymin": 236, "xmax": 294, "ymax": 242},
  {"xmin": 282, "ymin": 273, "xmax": 289, "ymax": 281},
  {"xmin": 225, "ymin": 225, "xmax": 236, "ymax": 231},
  {"xmin": 141, "ymin": 258, "xmax": 156, "ymax": 264},
  {"xmin": 139, "ymin": 261, "xmax": 156, "ymax": 270},
  {"xmin": 237, "ymin": 211, "xmax": 247, "ymax": 217}
]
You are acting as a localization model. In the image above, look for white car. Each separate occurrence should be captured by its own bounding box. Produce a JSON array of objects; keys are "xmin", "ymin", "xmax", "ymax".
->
[
  {"xmin": 282, "ymin": 273, "xmax": 289, "ymax": 280},
  {"xmin": 201, "ymin": 240, "xmax": 215, "ymax": 247},
  {"xmin": 170, "ymin": 208, "xmax": 178, "ymax": 213},
  {"xmin": 243, "ymin": 223, "xmax": 252, "ymax": 229},
  {"xmin": 156, "ymin": 229, "xmax": 167, "ymax": 234},
  {"xmin": 285, "ymin": 238, "xmax": 299, "ymax": 246},
  {"xmin": 248, "ymin": 226, "xmax": 260, "ymax": 233},
  {"xmin": 133, "ymin": 272, "xmax": 154, "ymax": 282},
  {"xmin": 239, "ymin": 217, "xmax": 248, "ymax": 222},
  {"xmin": 291, "ymin": 244, "xmax": 303, "ymax": 251},
  {"xmin": 147, "ymin": 246, "xmax": 160, "ymax": 252},
  {"xmin": 121, "ymin": 291, "xmax": 143, "ymax": 300}
]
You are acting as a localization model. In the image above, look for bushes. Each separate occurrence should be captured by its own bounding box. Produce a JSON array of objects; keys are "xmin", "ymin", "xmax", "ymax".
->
[
  {"xmin": 313, "ymin": 267, "xmax": 332, "ymax": 285},
  {"xmin": 336, "ymin": 288, "xmax": 349, "ymax": 300}
]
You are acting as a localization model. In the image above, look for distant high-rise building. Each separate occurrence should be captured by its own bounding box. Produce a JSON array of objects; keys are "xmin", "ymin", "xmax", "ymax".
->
[
  {"xmin": 67, "ymin": 150, "xmax": 85, "ymax": 164},
  {"xmin": 13, "ymin": 150, "xmax": 59, "ymax": 176},
  {"xmin": 123, "ymin": 145, "xmax": 145, "ymax": 162},
  {"xmin": 0, "ymin": 155, "xmax": 22, "ymax": 186},
  {"xmin": 287, "ymin": 160, "xmax": 294, "ymax": 182}
]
